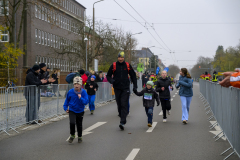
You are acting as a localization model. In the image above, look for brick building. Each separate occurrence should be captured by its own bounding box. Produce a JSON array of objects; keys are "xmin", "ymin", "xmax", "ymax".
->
[{"xmin": 0, "ymin": 0, "xmax": 86, "ymax": 85}]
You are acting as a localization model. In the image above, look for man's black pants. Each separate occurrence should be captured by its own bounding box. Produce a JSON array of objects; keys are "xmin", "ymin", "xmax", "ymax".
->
[
  {"xmin": 114, "ymin": 88, "xmax": 130, "ymax": 125},
  {"xmin": 160, "ymin": 98, "xmax": 171, "ymax": 119},
  {"xmin": 69, "ymin": 111, "xmax": 84, "ymax": 137}
]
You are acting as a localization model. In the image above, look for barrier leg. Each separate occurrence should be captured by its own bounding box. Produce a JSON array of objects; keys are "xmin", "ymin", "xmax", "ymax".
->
[
  {"xmin": 206, "ymin": 110, "xmax": 212, "ymax": 115},
  {"xmin": 213, "ymin": 130, "xmax": 223, "ymax": 138},
  {"xmin": 210, "ymin": 123, "xmax": 218, "ymax": 129},
  {"xmin": 224, "ymin": 151, "xmax": 235, "ymax": 160},
  {"xmin": 221, "ymin": 147, "xmax": 232, "ymax": 155},
  {"xmin": 208, "ymin": 115, "xmax": 214, "ymax": 121},
  {"xmin": 215, "ymin": 134, "xmax": 225, "ymax": 141}
]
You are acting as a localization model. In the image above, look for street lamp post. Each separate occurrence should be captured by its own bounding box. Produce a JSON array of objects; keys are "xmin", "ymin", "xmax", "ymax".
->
[
  {"xmin": 84, "ymin": 38, "xmax": 88, "ymax": 70},
  {"xmin": 129, "ymin": 32, "xmax": 142, "ymax": 63},
  {"xmin": 93, "ymin": 0, "xmax": 104, "ymax": 58}
]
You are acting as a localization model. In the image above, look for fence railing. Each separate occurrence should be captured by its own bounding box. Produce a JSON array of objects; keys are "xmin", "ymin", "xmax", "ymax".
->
[
  {"xmin": 199, "ymin": 79, "xmax": 240, "ymax": 160},
  {"xmin": 0, "ymin": 80, "xmax": 143, "ymax": 135}
]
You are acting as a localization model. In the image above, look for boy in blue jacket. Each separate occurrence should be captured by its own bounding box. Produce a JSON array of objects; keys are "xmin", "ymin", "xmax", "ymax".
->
[{"xmin": 63, "ymin": 76, "xmax": 88, "ymax": 143}]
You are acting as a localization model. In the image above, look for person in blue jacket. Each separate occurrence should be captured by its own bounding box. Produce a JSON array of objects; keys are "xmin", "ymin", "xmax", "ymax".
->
[
  {"xmin": 176, "ymin": 68, "xmax": 193, "ymax": 124},
  {"xmin": 63, "ymin": 76, "xmax": 88, "ymax": 143}
]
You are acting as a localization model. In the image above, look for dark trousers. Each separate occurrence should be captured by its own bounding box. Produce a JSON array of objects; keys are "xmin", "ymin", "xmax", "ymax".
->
[
  {"xmin": 114, "ymin": 88, "xmax": 130, "ymax": 125},
  {"xmin": 145, "ymin": 107, "xmax": 154, "ymax": 124},
  {"xmin": 160, "ymin": 98, "xmax": 171, "ymax": 119},
  {"xmin": 69, "ymin": 111, "xmax": 84, "ymax": 137}
]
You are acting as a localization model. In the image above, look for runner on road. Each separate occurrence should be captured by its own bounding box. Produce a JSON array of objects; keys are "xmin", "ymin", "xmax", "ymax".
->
[
  {"xmin": 156, "ymin": 71, "xmax": 173, "ymax": 123},
  {"xmin": 133, "ymin": 81, "xmax": 160, "ymax": 127},
  {"xmin": 176, "ymin": 68, "xmax": 193, "ymax": 124},
  {"xmin": 107, "ymin": 51, "xmax": 137, "ymax": 130}
]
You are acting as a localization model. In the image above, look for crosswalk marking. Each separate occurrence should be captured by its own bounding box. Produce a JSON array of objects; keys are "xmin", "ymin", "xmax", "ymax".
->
[
  {"xmin": 126, "ymin": 149, "xmax": 140, "ymax": 160},
  {"xmin": 171, "ymin": 98, "xmax": 173, "ymax": 101},
  {"xmin": 173, "ymin": 95, "xmax": 175, "ymax": 97},
  {"xmin": 146, "ymin": 122, "xmax": 157, "ymax": 133}
]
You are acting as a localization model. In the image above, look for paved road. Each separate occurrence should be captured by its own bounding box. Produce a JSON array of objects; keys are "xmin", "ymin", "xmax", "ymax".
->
[{"xmin": 0, "ymin": 83, "xmax": 238, "ymax": 160}]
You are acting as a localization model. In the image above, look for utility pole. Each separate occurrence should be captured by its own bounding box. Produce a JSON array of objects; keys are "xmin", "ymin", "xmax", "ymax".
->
[{"xmin": 23, "ymin": 0, "xmax": 27, "ymax": 67}]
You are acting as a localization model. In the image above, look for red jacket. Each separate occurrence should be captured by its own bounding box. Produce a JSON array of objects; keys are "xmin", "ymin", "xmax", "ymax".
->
[{"xmin": 81, "ymin": 74, "xmax": 88, "ymax": 85}]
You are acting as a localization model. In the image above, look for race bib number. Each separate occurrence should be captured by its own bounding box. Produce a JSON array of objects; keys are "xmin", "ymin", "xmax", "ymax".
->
[{"xmin": 144, "ymin": 93, "xmax": 152, "ymax": 100}]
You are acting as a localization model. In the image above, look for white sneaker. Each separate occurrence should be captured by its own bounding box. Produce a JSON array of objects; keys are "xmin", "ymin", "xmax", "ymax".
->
[
  {"xmin": 167, "ymin": 110, "xmax": 171, "ymax": 115},
  {"xmin": 163, "ymin": 119, "xmax": 167, "ymax": 123}
]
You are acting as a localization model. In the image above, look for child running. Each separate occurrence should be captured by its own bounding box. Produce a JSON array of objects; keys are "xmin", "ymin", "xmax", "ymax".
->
[
  {"xmin": 85, "ymin": 75, "xmax": 99, "ymax": 115},
  {"xmin": 63, "ymin": 76, "xmax": 88, "ymax": 143},
  {"xmin": 133, "ymin": 81, "xmax": 160, "ymax": 127}
]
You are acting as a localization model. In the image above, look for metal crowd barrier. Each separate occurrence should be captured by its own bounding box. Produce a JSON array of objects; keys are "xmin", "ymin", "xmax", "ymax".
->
[
  {"xmin": 199, "ymin": 79, "xmax": 240, "ymax": 160},
  {"xmin": 0, "ymin": 80, "xmax": 142, "ymax": 135}
]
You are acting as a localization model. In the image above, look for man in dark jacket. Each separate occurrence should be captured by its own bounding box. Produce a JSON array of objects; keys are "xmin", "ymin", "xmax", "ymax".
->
[
  {"xmin": 156, "ymin": 70, "xmax": 173, "ymax": 123},
  {"xmin": 107, "ymin": 51, "xmax": 137, "ymax": 130},
  {"xmin": 25, "ymin": 65, "xmax": 47, "ymax": 124}
]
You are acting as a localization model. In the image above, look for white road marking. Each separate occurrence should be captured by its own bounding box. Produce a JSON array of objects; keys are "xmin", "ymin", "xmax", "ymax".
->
[
  {"xmin": 66, "ymin": 122, "xmax": 107, "ymax": 141},
  {"xmin": 146, "ymin": 122, "xmax": 157, "ymax": 133},
  {"xmin": 173, "ymin": 95, "xmax": 175, "ymax": 98},
  {"xmin": 209, "ymin": 121, "xmax": 226, "ymax": 140},
  {"xmin": 126, "ymin": 149, "xmax": 140, "ymax": 160},
  {"xmin": 171, "ymin": 98, "xmax": 173, "ymax": 101},
  {"xmin": 175, "ymin": 93, "xmax": 177, "ymax": 95},
  {"xmin": 159, "ymin": 111, "xmax": 163, "ymax": 115}
]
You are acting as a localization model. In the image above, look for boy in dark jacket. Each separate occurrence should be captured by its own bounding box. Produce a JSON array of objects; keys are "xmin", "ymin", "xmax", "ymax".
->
[
  {"xmin": 64, "ymin": 76, "xmax": 88, "ymax": 143},
  {"xmin": 156, "ymin": 71, "xmax": 173, "ymax": 123},
  {"xmin": 133, "ymin": 81, "xmax": 160, "ymax": 127},
  {"xmin": 85, "ymin": 75, "xmax": 99, "ymax": 114}
]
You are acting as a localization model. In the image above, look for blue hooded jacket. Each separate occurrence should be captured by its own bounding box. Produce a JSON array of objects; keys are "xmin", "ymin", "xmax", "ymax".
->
[
  {"xmin": 63, "ymin": 88, "xmax": 88, "ymax": 113},
  {"xmin": 176, "ymin": 75, "xmax": 193, "ymax": 97}
]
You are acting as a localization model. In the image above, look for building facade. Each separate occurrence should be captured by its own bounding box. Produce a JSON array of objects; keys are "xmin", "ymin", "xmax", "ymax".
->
[{"xmin": 0, "ymin": 0, "xmax": 86, "ymax": 85}]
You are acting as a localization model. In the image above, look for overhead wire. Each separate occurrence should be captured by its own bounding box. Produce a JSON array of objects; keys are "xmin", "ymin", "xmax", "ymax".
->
[
  {"xmin": 113, "ymin": 0, "xmax": 174, "ymax": 63},
  {"xmin": 124, "ymin": 0, "xmax": 175, "ymax": 63}
]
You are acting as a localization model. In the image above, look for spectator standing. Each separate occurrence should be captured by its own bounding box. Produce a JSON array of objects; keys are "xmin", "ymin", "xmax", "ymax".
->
[{"xmin": 25, "ymin": 65, "xmax": 47, "ymax": 124}]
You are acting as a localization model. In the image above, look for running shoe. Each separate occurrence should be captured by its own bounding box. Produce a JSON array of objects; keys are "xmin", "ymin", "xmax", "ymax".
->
[
  {"xmin": 183, "ymin": 120, "xmax": 187, "ymax": 124},
  {"xmin": 91, "ymin": 110, "xmax": 94, "ymax": 115},
  {"xmin": 68, "ymin": 135, "xmax": 75, "ymax": 143},
  {"xmin": 78, "ymin": 137, "xmax": 82, "ymax": 143},
  {"xmin": 148, "ymin": 123, "xmax": 152, "ymax": 127},
  {"xmin": 163, "ymin": 119, "xmax": 167, "ymax": 123},
  {"xmin": 167, "ymin": 110, "xmax": 171, "ymax": 115},
  {"xmin": 119, "ymin": 124, "xmax": 125, "ymax": 130}
]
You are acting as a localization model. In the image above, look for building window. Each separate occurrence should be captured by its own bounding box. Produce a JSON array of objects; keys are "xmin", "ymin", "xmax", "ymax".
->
[
  {"xmin": 42, "ymin": 31, "xmax": 44, "ymax": 45},
  {"xmin": 50, "ymin": 10, "xmax": 52, "ymax": 23},
  {"xmin": 55, "ymin": 36, "xmax": 58, "ymax": 49},
  {"xmin": 41, "ymin": 6, "xmax": 44, "ymax": 20},
  {"xmin": 50, "ymin": 34, "xmax": 52, "ymax": 47},
  {"xmin": 35, "ymin": 4, "xmax": 38, "ymax": 18},
  {"xmin": 63, "ymin": 0, "xmax": 65, "ymax": 8},
  {"xmin": 53, "ymin": 35, "xmax": 55, "ymax": 48},
  {"xmin": 47, "ymin": 8, "xmax": 50, "ymax": 23},
  {"xmin": 48, "ymin": 33, "xmax": 50, "ymax": 46},
  {"xmin": 45, "ymin": 32, "xmax": 47, "ymax": 46},
  {"xmin": 38, "ymin": 30, "xmax": 41, "ymax": 44},
  {"xmin": 44, "ymin": 7, "xmax": 47, "ymax": 21},
  {"xmin": 56, "ymin": 13, "xmax": 58, "ymax": 26},
  {"xmin": 38, "ymin": 5, "xmax": 41, "ymax": 19},
  {"xmin": 59, "ymin": 37, "xmax": 61, "ymax": 49},
  {"xmin": 53, "ymin": 12, "xmax": 55, "ymax": 24},
  {"xmin": 60, "ymin": 15, "xmax": 62, "ymax": 28},
  {"xmin": 35, "ymin": 29, "xmax": 38, "ymax": 43},
  {"xmin": 35, "ymin": 56, "xmax": 38, "ymax": 64}
]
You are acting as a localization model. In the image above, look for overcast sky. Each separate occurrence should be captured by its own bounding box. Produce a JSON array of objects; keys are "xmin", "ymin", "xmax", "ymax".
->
[{"xmin": 78, "ymin": 0, "xmax": 240, "ymax": 68}]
